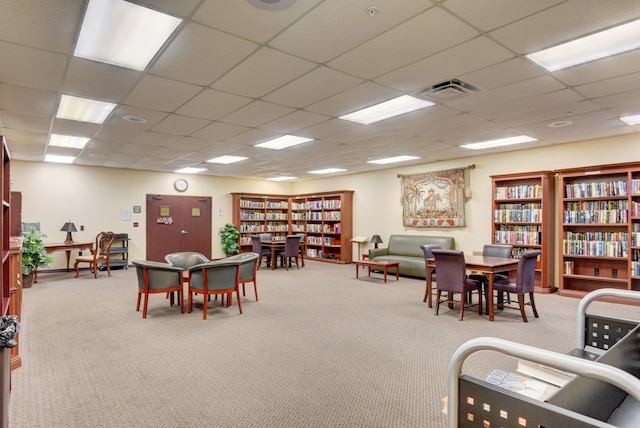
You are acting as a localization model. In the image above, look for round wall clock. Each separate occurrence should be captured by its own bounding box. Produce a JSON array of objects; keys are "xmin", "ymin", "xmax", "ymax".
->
[{"xmin": 174, "ymin": 179, "xmax": 188, "ymax": 192}]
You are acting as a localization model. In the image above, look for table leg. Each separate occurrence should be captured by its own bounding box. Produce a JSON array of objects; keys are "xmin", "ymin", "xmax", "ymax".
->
[
  {"xmin": 65, "ymin": 250, "xmax": 71, "ymax": 271},
  {"xmin": 368, "ymin": 266, "xmax": 371, "ymax": 277},
  {"xmin": 383, "ymin": 267, "xmax": 388, "ymax": 283},
  {"xmin": 487, "ymin": 274, "xmax": 495, "ymax": 321},
  {"xmin": 395, "ymin": 265, "xmax": 399, "ymax": 281},
  {"xmin": 355, "ymin": 264, "xmax": 359, "ymax": 279},
  {"xmin": 271, "ymin": 246, "xmax": 277, "ymax": 270}
]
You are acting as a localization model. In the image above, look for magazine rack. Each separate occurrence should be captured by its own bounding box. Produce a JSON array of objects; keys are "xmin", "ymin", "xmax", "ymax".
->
[{"xmin": 447, "ymin": 289, "xmax": 640, "ymax": 427}]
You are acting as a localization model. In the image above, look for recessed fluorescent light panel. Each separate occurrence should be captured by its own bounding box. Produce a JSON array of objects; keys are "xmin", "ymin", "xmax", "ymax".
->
[
  {"xmin": 44, "ymin": 155, "xmax": 75, "ymax": 164},
  {"xmin": 526, "ymin": 18, "xmax": 640, "ymax": 72},
  {"xmin": 340, "ymin": 95, "xmax": 434, "ymax": 125},
  {"xmin": 268, "ymin": 176, "xmax": 297, "ymax": 181},
  {"xmin": 255, "ymin": 135, "xmax": 313, "ymax": 150},
  {"xmin": 175, "ymin": 167, "xmax": 206, "ymax": 174},
  {"xmin": 309, "ymin": 168, "xmax": 347, "ymax": 174},
  {"xmin": 48, "ymin": 134, "xmax": 91, "ymax": 149},
  {"xmin": 367, "ymin": 155, "xmax": 420, "ymax": 165},
  {"xmin": 461, "ymin": 135, "xmax": 537, "ymax": 150},
  {"xmin": 207, "ymin": 155, "xmax": 248, "ymax": 164},
  {"xmin": 75, "ymin": 0, "xmax": 182, "ymax": 71},
  {"xmin": 56, "ymin": 95, "xmax": 116, "ymax": 124},
  {"xmin": 621, "ymin": 114, "xmax": 640, "ymax": 125}
]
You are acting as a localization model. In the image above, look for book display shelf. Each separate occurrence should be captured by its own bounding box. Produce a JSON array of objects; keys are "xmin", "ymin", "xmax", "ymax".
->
[
  {"xmin": 557, "ymin": 162, "xmax": 640, "ymax": 298},
  {"xmin": 232, "ymin": 191, "xmax": 353, "ymax": 264},
  {"xmin": 1, "ymin": 137, "xmax": 10, "ymax": 428},
  {"xmin": 491, "ymin": 171, "xmax": 556, "ymax": 292}
]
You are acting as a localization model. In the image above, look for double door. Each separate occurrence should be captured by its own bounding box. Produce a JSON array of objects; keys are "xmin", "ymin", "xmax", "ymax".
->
[{"xmin": 146, "ymin": 195, "xmax": 212, "ymax": 262}]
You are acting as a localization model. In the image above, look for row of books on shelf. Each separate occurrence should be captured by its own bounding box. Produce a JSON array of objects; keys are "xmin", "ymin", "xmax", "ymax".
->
[
  {"xmin": 634, "ymin": 233, "xmax": 640, "ymax": 246},
  {"xmin": 306, "ymin": 211, "xmax": 342, "ymax": 220},
  {"xmin": 240, "ymin": 211, "xmax": 265, "ymax": 220},
  {"xmin": 494, "ymin": 208, "xmax": 542, "ymax": 223},
  {"xmin": 306, "ymin": 223, "xmax": 341, "ymax": 233},
  {"xmin": 562, "ymin": 239, "xmax": 628, "ymax": 257},
  {"xmin": 632, "ymin": 201, "xmax": 640, "ymax": 217},
  {"xmin": 494, "ymin": 231, "xmax": 540, "ymax": 245},
  {"xmin": 564, "ymin": 231, "xmax": 627, "ymax": 241},
  {"xmin": 306, "ymin": 236, "xmax": 338, "ymax": 246},
  {"xmin": 632, "ymin": 261, "xmax": 640, "ymax": 277},
  {"xmin": 563, "ymin": 209, "xmax": 628, "ymax": 224},
  {"xmin": 265, "ymin": 213, "xmax": 288, "ymax": 220},
  {"xmin": 632, "ymin": 179, "xmax": 640, "ymax": 194},
  {"xmin": 303, "ymin": 200, "xmax": 342, "ymax": 210},
  {"xmin": 495, "ymin": 184, "xmax": 543, "ymax": 199},
  {"xmin": 566, "ymin": 200, "xmax": 628, "ymax": 210},
  {"xmin": 565, "ymin": 180, "xmax": 628, "ymax": 198}
]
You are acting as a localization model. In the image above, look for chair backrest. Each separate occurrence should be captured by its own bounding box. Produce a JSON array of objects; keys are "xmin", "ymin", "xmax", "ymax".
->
[
  {"xmin": 224, "ymin": 253, "xmax": 259, "ymax": 281},
  {"xmin": 97, "ymin": 231, "xmax": 115, "ymax": 258},
  {"xmin": 251, "ymin": 236, "xmax": 262, "ymax": 253},
  {"xmin": 482, "ymin": 244, "xmax": 513, "ymax": 258},
  {"xmin": 515, "ymin": 250, "xmax": 541, "ymax": 294},
  {"xmin": 258, "ymin": 233, "xmax": 272, "ymax": 242},
  {"xmin": 132, "ymin": 260, "xmax": 183, "ymax": 291},
  {"xmin": 164, "ymin": 251, "xmax": 209, "ymax": 269},
  {"xmin": 283, "ymin": 235, "xmax": 300, "ymax": 257},
  {"xmin": 188, "ymin": 260, "xmax": 240, "ymax": 292},
  {"xmin": 420, "ymin": 244, "xmax": 441, "ymax": 260},
  {"xmin": 431, "ymin": 249, "xmax": 468, "ymax": 293}
]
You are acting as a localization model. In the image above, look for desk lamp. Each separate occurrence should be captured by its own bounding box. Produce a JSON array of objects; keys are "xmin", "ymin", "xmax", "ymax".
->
[
  {"xmin": 60, "ymin": 222, "xmax": 77, "ymax": 244},
  {"xmin": 370, "ymin": 234, "xmax": 383, "ymax": 249}
]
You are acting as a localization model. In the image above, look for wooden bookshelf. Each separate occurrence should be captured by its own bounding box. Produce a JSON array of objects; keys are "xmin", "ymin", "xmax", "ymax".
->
[
  {"xmin": 0, "ymin": 136, "xmax": 10, "ymax": 428},
  {"xmin": 557, "ymin": 162, "xmax": 640, "ymax": 298},
  {"xmin": 232, "ymin": 190, "xmax": 353, "ymax": 264},
  {"xmin": 491, "ymin": 171, "xmax": 556, "ymax": 293}
]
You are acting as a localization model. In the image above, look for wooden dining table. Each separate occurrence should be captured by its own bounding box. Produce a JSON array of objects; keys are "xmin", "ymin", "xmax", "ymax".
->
[
  {"xmin": 261, "ymin": 239, "xmax": 305, "ymax": 270},
  {"xmin": 426, "ymin": 255, "xmax": 519, "ymax": 321}
]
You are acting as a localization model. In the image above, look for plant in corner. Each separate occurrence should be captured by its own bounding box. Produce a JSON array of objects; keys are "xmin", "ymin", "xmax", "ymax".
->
[
  {"xmin": 21, "ymin": 228, "xmax": 53, "ymax": 288},
  {"xmin": 218, "ymin": 223, "xmax": 241, "ymax": 256}
]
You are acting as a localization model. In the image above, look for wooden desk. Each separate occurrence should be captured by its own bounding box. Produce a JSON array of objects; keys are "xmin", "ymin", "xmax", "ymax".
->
[
  {"xmin": 261, "ymin": 239, "xmax": 305, "ymax": 270},
  {"xmin": 426, "ymin": 255, "xmax": 519, "ymax": 321},
  {"xmin": 39, "ymin": 241, "xmax": 94, "ymax": 281},
  {"xmin": 354, "ymin": 260, "xmax": 399, "ymax": 283}
]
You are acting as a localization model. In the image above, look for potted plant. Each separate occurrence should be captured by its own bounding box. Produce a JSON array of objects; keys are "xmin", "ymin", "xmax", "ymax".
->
[
  {"xmin": 21, "ymin": 228, "xmax": 53, "ymax": 288},
  {"xmin": 218, "ymin": 223, "xmax": 240, "ymax": 256}
]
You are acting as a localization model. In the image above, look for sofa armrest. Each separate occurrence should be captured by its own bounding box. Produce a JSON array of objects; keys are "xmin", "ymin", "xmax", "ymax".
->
[{"xmin": 369, "ymin": 248, "xmax": 388, "ymax": 258}]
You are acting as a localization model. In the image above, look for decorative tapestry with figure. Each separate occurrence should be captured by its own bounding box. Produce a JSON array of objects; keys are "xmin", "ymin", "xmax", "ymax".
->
[{"xmin": 401, "ymin": 168, "xmax": 466, "ymax": 228}]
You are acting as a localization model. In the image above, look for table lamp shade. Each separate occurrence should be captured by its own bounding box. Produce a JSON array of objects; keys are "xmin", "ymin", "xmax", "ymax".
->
[
  {"xmin": 60, "ymin": 222, "xmax": 77, "ymax": 243},
  {"xmin": 371, "ymin": 234, "xmax": 383, "ymax": 249}
]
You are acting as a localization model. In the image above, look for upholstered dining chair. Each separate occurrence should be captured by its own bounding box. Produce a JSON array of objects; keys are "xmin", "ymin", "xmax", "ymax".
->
[
  {"xmin": 421, "ymin": 244, "xmax": 441, "ymax": 303},
  {"xmin": 133, "ymin": 260, "xmax": 184, "ymax": 318},
  {"xmin": 224, "ymin": 252, "xmax": 260, "ymax": 301},
  {"xmin": 492, "ymin": 250, "xmax": 541, "ymax": 322},
  {"xmin": 74, "ymin": 231, "xmax": 115, "ymax": 278},
  {"xmin": 278, "ymin": 235, "xmax": 301, "ymax": 270},
  {"xmin": 164, "ymin": 251, "xmax": 210, "ymax": 270},
  {"xmin": 251, "ymin": 235, "xmax": 272, "ymax": 269},
  {"xmin": 187, "ymin": 260, "xmax": 242, "ymax": 320},
  {"xmin": 470, "ymin": 244, "xmax": 514, "ymax": 282},
  {"xmin": 431, "ymin": 249, "xmax": 483, "ymax": 321}
]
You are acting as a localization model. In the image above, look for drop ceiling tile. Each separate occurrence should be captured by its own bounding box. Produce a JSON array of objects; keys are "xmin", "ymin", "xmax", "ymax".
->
[
  {"xmin": 191, "ymin": 121, "xmax": 249, "ymax": 140},
  {"xmin": 133, "ymin": 131, "xmax": 183, "ymax": 147},
  {"xmin": 211, "ymin": 47, "xmax": 317, "ymax": 98},
  {"xmin": 51, "ymin": 119, "xmax": 100, "ymax": 138},
  {"xmin": 176, "ymin": 89, "xmax": 253, "ymax": 120},
  {"xmin": 260, "ymin": 110, "xmax": 330, "ymax": 134},
  {"xmin": 151, "ymin": 22, "xmax": 258, "ymax": 86},
  {"xmin": 460, "ymin": 58, "xmax": 544, "ymax": 91},
  {"xmin": 151, "ymin": 114, "xmax": 211, "ymax": 136},
  {"xmin": 329, "ymin": 7, "xmax": 479, "ymax": 79},
  {"xmin": 221, "ymin": 100, "xmax": 294, "ymax": 128},
  {"xmin": 553, "ymin": 50, "xmax": 640, "ymax": 87},
  {"xmin": 0, "ymin": 111, "xmax": 50, "ymax": 133},
  {"xmin": 263, "ymin": 66, "xmax": 362, "ymax": 108},
  {"xmin": 0, "ymin": 41, "xmax": 66, "ymax": 92},
  {"xmin": 172, "ymin": 136, "xmax": 216, "ymax": 151},
  {"xmin": 63, "ymin": 58, "xmax": 141, "ymax": 102},
  {"xmin": 306, "ymin": 81, "xmax": 401, "ymax": 117},
  {"xmin": 376, "ymin": 36, "xmax": 514, "ymax": 92},
  {"xmin": 124, "ymin": 75, "xmax": 203, "ymax": 112},
  {"xmin": 0, "ymin": 83, "xmax": 57, "ymax": 117}
]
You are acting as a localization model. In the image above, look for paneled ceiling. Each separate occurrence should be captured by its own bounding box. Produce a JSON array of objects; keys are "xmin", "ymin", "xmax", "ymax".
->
[{"xmin": 1, "ymin": 0, "xmax": 640, "ymax": 181}]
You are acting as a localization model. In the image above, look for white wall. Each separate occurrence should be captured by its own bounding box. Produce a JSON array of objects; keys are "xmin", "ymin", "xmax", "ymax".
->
[{"xmin": 12, "ymin": 133, "xmax": 640, "ymax": 273}]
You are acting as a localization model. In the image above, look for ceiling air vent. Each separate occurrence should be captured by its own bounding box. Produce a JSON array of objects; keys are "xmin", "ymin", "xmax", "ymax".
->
[{"xmin": 416, "ymin": 79, "xmax": 479, "ymax": 101}]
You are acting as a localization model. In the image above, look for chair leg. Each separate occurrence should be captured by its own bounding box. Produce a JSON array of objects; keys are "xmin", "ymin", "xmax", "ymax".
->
[
  {"xmin": 236, "ymin": 288, "xmax": 243, "ymax": 315},
  {"xmin": 529, "ymin": 292, "xmax": 539, "ymax": 318},
  {"xmin": 477, "ymin": 288, "xmax": 483, "ymax": 315},
  {"xmin": 242, "ymin": 283, "xmax": 246, "ymax": 297},
  {"xmin": 295, "ymin": 256, "xmax": 299, "ymax": 269},
  {"xmin": 459, "ymin": 292, "xmax": 466, "ymax": 321},
  {"xmin": 435, "ymin": 290, "xmax": 442, "ymax": 315},
  {"xmin": 136, "ymin": 292, "xmax": 142, "ymax": 312},
  {"xmin": 93, "ymin": 262, "xmax": 98, "ymax": 279},
  {"xmin": 518, "ymin": 295, "xmax": 528, "ymax": 322},
  {"xmin": 178, "ymin": 290, "xmax": 184, "ymax": 314},
  {"xmin": 202, "ymin": 293, "xmax": 208, "ymax": 320},
  {"xmin": 188, "ymin": 291, "xmax": 193, "ymax": 314},
  {"xmin": 74, "ymin": 261, "xmax": 80, "ymax": 278},
  {"xmin": 253, "ymin": 280, "xmax": 258, "ymax": 301},
  {"xmin": 142, "ymin": 292, "xmax": 149, "ymax": 319}
]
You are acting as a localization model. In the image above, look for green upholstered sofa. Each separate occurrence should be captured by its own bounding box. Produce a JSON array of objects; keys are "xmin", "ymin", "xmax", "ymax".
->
[{"xmin": 368, "ymin": 234, "xmax": 455, "ymax": 278}]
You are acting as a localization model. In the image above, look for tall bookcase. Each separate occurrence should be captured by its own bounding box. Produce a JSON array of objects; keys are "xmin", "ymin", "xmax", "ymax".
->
[
  {"xmin": 231, "ymin": 190, "xmax": 353, "ymax": 264},
  {"xmin": 1, "ymin": 137, "xmax": 10, "ymax": 428},
  {"xmin": 491, "ymin": 172, "xmax": 556, "ymax": 292},
  {"xmin": 558, "ymin": 162, "xmax": 640, "ymax": 298}
]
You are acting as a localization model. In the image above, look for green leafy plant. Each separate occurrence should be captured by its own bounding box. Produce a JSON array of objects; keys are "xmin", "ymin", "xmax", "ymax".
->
[
  {"xmin": 22, "ymin": 228, "xmax": 54, "ymax": 276},
  {"xmin": 218, "ymin": 223, "xmax": 241, "ymax": 256}
]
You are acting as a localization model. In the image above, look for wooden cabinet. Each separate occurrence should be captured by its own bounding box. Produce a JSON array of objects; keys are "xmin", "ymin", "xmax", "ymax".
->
[
  {"xmin": 0, "ymin": 136, "xmax": 10, "ymax": 428},
  {"xmin": 491, "ymin": 172, "xmax": 556, "ymax": 292},
  {"xmin": 232, "ymin": 190, "xmax": 353, "ymax": 264},
  {"xmin": 557, "ymin": 163, "xmax": 640, "ymax": 298},
  {"xmin": 8, "ymin": 240, "xmax": 21, "ymax": 370}
]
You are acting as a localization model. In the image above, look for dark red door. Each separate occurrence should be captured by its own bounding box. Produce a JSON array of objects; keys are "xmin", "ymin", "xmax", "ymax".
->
[{"xmin": 145, "ymin": 194, "xmax": 212, "ymax": 262}]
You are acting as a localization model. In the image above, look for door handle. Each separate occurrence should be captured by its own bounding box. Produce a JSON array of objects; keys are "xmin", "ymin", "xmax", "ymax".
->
[{"xmin": 181, "ymin": 230, "xmax": 188, "ymax": 235}]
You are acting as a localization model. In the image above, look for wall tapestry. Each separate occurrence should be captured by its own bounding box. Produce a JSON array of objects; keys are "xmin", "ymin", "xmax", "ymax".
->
[{"xmin": 400, "ymin": 168, "xmax": 466, "ymax": 228}]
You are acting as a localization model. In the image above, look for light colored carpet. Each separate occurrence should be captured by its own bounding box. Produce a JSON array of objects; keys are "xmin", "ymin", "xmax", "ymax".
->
[{"xmin": 8, "ymin": 261, "xmax": 638, "ymax": 427}]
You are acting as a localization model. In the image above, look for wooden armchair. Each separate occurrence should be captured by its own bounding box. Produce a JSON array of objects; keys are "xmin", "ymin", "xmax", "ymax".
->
[{"xmin": 74, "ymin": 231, "xmax": 115, "ymax": 278}]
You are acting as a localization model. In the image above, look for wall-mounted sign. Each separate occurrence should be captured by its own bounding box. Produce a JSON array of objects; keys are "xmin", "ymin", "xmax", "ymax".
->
[{"xmin": 157, "ymin": 217, "xmax": 173, "ymax": 225}]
